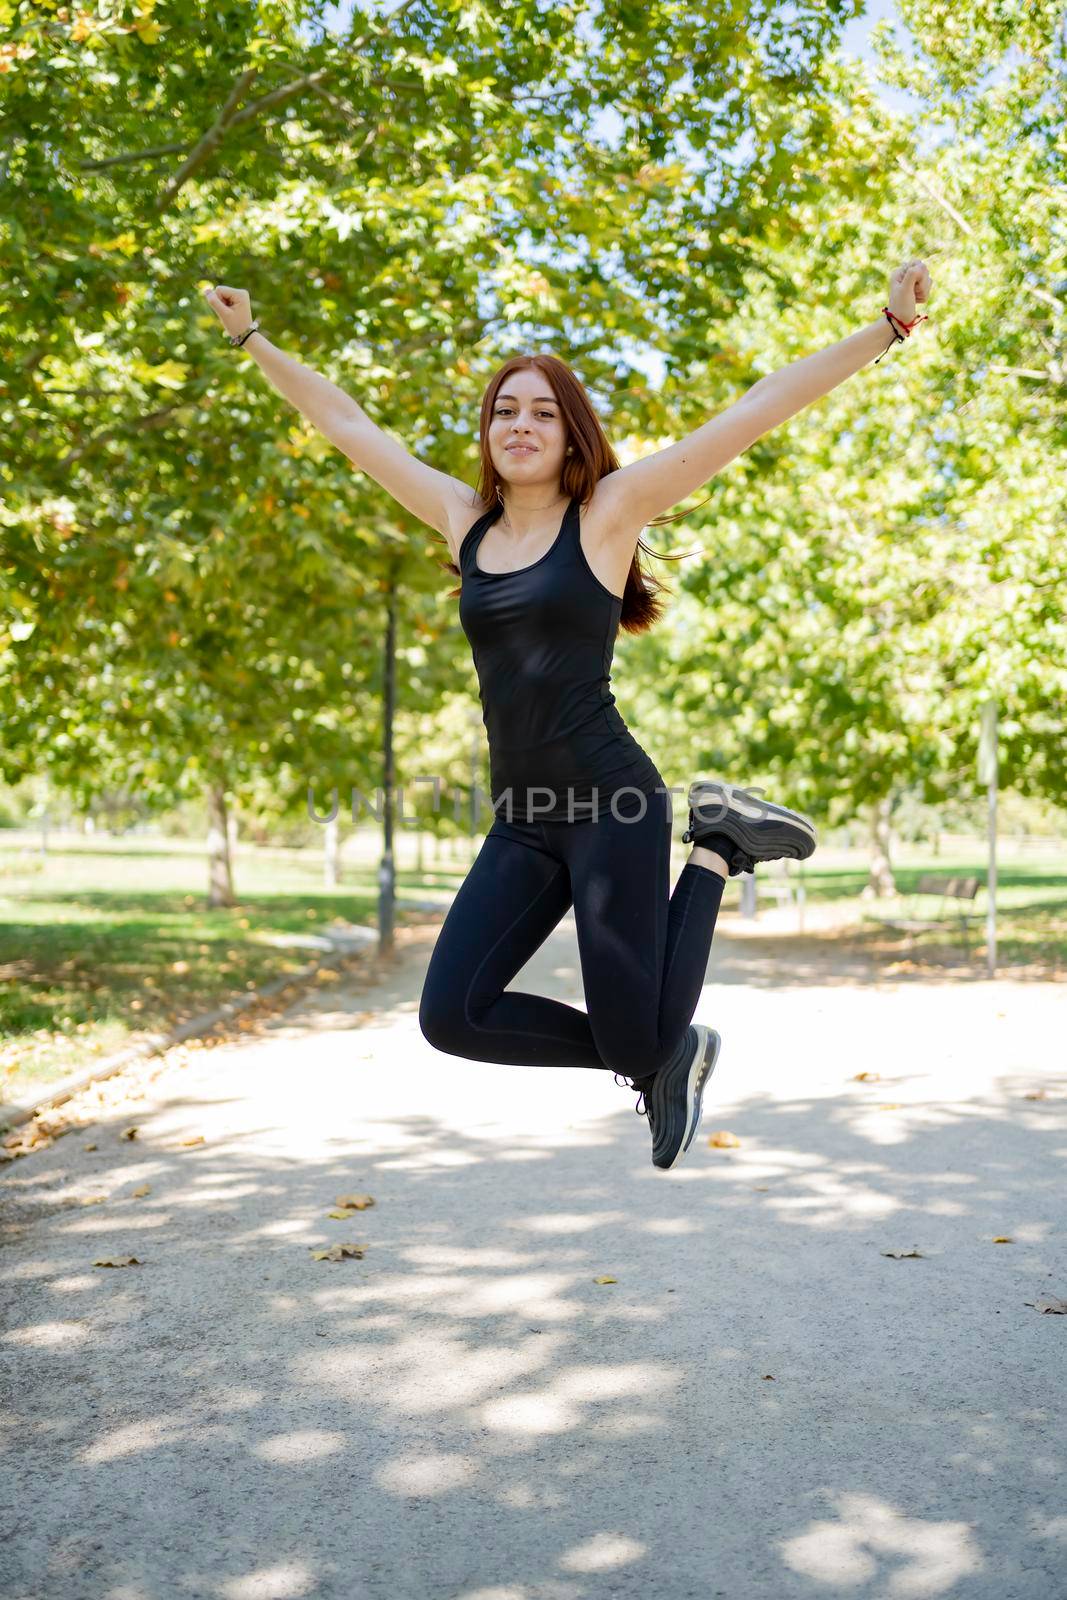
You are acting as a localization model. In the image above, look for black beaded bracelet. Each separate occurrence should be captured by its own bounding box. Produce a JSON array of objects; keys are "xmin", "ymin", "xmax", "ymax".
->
[{"xmin": 229, "ymin": 320, "xmax": 260, "ymax": 348}]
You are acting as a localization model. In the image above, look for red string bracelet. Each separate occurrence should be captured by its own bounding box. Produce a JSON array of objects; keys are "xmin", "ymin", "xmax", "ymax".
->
[{"xmin": 874, "ymin": 305, "xmax": 929, "ymax": 364}]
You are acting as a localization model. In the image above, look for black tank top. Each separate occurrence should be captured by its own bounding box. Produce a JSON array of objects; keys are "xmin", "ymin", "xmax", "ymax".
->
[{"xmin": 457, "ymin": 493, "xmax": 664, "ymax": 823}]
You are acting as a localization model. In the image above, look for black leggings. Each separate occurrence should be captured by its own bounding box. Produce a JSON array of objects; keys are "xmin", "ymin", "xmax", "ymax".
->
[{"xmin": 418, "ymin": 787, "xmax": 725, "ymax": 1081}]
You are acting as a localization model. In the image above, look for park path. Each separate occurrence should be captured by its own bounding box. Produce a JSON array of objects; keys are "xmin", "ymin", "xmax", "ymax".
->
[{"xmin": 2, "ymin": 904, "xmax": 1065, "ymax": 1600}]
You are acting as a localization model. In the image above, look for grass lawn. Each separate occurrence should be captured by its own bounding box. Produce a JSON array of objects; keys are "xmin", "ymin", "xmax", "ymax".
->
[
  {"xmin": 0, "ymin": 832, "xmax": 471, "ymax": 1111},
  {"xmin": 2, "ymin": 831, "xmax": 1062, "ymax": 1115},
  {"xmin": 763, "ymin": 844, "xmax": 1067, "ymax": 972}
]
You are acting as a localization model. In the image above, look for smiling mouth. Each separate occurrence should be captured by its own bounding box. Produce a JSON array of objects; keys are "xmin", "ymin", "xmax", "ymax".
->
[{"xmin": 506, "ymin": 445, "xmax": 537, "ymax": 455}]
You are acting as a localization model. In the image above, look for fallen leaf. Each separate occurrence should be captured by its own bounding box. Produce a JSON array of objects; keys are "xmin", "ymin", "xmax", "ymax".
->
[
  {"xmin": 83, "ymin": 1142, "xmax": 98, "ymax": 1152},
  {"xmin": 131, "ymin": 1184, "xmax": 151, "ymax": 1199},
  {"xmin": 327, "ymin": 1209, "xmax": 356, "ymax": 1220},
  {"xmin": 80, "ymin": 1195, "xmax": 108, "ymax": 1206},
  {"xmin": 753, "ymin": 1186, "xmax": 769, "ymax": 1192},
  {"xmin": 853, "ymin": 1071, "xmax": 881, "ymax": 1082},
  {"xmin": 334, "ymin": 1193, "xmax": 375, "ymax": 1210},
  {"xmin": 992, "ymin": 1235, "xmax": 1013, "ymax": 1244},
  {"xmin": 311, "ymin": 1242, "xmax": 366, "ymax": 1262},
  {"xmin": 593, "ymin": 1276, "xmax": 617, "ymax": 1285},
  {"xmin": 1023, "ymin": 1090, "xmax": 1048, "ymax": 1100},
  {"xmin": 179, "ymin": 1135, "xmax": 205, "ymax": 1147},
  {"xmin": 877, "ymin": 1103, "xmax": 902, "ymax": 1111},
  {"xmin": 707, "ymin": 1130, "xmax": 741, "ymax": 1148},
  {"xmin": 120, "ymin": 1127, "xmax": 139, "ymax": 1141},
  {"xmin": 761, "ymin": 1374, "xmax": 775, "ymax": 1381},
  {"xmin": 93, "ymin": 1256, "xmax": 142, "ymax": 1268},
  {"xmin": 882, "ymin": 1248, "xmax": 924, "ymax": 1259},
  {"xmin": 1024, "ymin": 1296, "xmax": 1067, "ymax": 1314}
]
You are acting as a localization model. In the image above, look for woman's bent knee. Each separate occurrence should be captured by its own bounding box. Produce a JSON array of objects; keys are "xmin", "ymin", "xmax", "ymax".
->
[
  {"xmin": 598, "ymin": 1031, "xmax": 682, "ymax": 1080},
  {"xmin": 418, "ymin": 989, "xmax": 468, "ymax": 1055}
]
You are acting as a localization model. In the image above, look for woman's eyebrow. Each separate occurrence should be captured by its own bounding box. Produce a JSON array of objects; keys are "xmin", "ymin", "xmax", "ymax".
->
[{"xmin": 497, "ymin": 393, "xmax": 557, "ymax": 403}]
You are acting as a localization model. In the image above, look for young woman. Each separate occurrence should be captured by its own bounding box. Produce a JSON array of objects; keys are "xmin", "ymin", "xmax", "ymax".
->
[{"xmin": 204, "ymin": 259, "xmax": 931, "ymax": 1170}]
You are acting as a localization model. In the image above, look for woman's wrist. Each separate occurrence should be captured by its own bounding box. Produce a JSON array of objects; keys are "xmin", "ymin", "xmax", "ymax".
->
[
  {"xmin": 228, "ymin": 318, "xmax": 261, "ymax": 349},
  {"xmin": 862, "ymin": 314, "xmax": 900, "ymax": 357}
]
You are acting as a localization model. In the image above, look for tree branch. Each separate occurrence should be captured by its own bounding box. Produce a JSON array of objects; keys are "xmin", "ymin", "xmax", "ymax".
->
[
  {"xmin": 93, "ymin": 0, "xmax": 426, "ymax": 203},
  {"xmin": 154, "ymin": 68, "xmax": 261, "ymax": 214},
  {"xmin": 223, "ymin": 65, "xmax": 332, "ymax": 136},
  {"xmin": 79, "ymin": 141, "xmax": 193, "ymax": 172},
  {"xmin": 308, "ymin": 82, "xmax": 363, "ymax": 129}
]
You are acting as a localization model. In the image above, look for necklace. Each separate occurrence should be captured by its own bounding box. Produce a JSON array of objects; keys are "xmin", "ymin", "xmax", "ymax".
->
[{"xmin": 497, "ymin": 489, "xmax": 568, "ymax": 533}]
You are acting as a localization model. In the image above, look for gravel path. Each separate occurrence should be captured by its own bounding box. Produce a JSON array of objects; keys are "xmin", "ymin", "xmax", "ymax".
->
[{"xmin": 2, "ymin": 908, "xmax": 1065, "ymax": 1600}]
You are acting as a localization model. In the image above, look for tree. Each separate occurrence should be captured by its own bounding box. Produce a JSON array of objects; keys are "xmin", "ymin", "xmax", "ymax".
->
[{"xmin": 3, "ymin": 0, "xmax": 870, "ymax": 898}]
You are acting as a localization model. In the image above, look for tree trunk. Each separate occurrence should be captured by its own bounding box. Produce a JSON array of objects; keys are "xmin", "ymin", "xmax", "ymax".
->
[
  {"xmin": 324, "ymin": 813, "xmax": 339, "ymax": 889},
  {"xmin": 377, "ymin": 568, "xmax": 398, "ymax": 956},
  {"xmin": 863, "ymin": 795, "xmax": 896, "ymax": 898},
  {"xmin": 206, "ymin": 783, "xmax": 235, "ymax": 907}
]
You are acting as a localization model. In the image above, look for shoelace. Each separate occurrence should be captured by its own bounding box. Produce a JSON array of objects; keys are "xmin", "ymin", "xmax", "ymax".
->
[{"xmin": 615, "ymin": 1071, "xmax": 657, "ymax": 1129}]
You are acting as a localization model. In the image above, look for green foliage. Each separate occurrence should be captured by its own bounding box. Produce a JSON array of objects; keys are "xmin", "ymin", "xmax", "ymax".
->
[
  {"xmin": 639, "ymin": 10, "xmax": 1065, "ymax": 815},
  {"xmin": 3, "ymin": 0, "xmax": 1059, "ymax": 838},
  {"xmin": 2, "ymin": 0, "xmax": 863, "ymax": 822}
]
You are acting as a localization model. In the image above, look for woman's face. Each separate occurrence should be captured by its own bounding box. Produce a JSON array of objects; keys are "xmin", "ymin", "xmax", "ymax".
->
[{"xmin": 488, "ymin": 369, "xmax": 567, "ymax": 491}]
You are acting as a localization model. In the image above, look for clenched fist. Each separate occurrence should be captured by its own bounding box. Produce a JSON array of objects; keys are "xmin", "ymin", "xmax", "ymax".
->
[
  {"xmin": 886, "ymin": 259, "xmax": 931, "ymax": 328},
  {"xmin": 202, "ymin": 284, "xmax": 255, "ymax": 341}
]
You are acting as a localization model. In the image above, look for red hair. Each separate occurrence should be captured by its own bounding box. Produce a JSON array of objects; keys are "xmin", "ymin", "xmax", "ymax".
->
[{"xmin": 431, "ymin": 352, "xmax": 705, "ymax": 635}]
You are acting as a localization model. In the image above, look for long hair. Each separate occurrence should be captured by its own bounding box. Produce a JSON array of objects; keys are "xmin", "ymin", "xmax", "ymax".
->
[{"xmin": 430, "ymin": 352, "xmax": 707, "ymax": 635}]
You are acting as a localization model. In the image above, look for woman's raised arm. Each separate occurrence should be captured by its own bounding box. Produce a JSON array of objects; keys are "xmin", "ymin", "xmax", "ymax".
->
[
  {"xmin": 592, "ymin": 259, "xmax": 932, "ymax": 534},
  {"xmin": 202, "ymin": 285, "xmax": 478, "ymax": 551}
]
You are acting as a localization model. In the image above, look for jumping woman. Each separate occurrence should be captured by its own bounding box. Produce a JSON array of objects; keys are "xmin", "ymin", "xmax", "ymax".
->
[{"xmin": 204, "ymin": 258, "xmax": 931, "ymax": 1169}]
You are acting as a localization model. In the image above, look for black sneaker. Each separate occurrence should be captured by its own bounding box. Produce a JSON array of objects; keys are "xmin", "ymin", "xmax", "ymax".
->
[
  {"xmin": 681, "ymin": 780, "xmax": 817, "ymax": 875},
  {"xmin": 617, "ymin": 1069, "xmax": 660, "ymax": 1150},
  {"xmin": 618, "ymin": 1025, "xmax": 722, "ymax": 1170}
]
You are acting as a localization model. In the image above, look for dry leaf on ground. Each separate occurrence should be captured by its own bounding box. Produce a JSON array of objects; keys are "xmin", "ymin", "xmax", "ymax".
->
[
  {"xmin": 93, "ymin": 1256, "xmax": 142, "ymax": 1268},
  {"xmin": 311, "ymin": 1242, "xmax": 366, "ymax": 1262}
]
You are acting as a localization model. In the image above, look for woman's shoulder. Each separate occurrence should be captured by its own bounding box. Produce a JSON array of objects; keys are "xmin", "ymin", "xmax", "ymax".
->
[{"xmin": 444, "ymin": 488, "xmax": 494, "ymax": 563}]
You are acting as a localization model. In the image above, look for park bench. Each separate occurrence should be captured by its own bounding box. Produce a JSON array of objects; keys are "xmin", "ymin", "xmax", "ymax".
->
[
  {"xmin": 763, "ymin": 857, "xmax": 803, "ymax": 908},
  {"xmin": 873, "ymin": 873, "xmax": 982, "ymax": 947}
]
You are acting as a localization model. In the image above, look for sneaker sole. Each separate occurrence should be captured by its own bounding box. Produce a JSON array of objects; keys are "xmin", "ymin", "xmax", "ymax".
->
[
  {"xmin": 651, "ymin": 1024, "xmax": 722, "ymax": 1170},
  {"xmin": 686, "ymin": 784, "xmax": 818, "ymax": 862}
]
